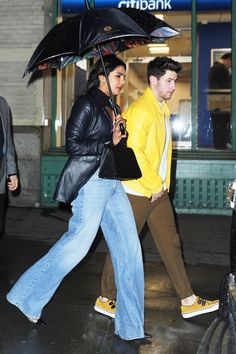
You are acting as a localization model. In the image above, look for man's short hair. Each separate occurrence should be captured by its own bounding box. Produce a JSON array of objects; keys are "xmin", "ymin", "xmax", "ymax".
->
[
  {"xmin": 221, "ymin": 52, "xmax": 231, "ymax": 60},
  {"xmin": 147, "ymin": 57, "xmax": 182, "ymax": 83}
]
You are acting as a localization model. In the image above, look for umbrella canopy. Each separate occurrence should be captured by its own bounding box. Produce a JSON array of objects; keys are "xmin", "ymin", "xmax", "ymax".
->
[{"xmin": 24, "ymin": 7, "xmax": 180, "ymax": 76}]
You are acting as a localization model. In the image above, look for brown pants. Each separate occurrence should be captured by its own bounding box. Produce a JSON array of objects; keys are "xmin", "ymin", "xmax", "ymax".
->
[{"xmin": 101, "ymin": 192, "xmax": 193, "ymax": 300}]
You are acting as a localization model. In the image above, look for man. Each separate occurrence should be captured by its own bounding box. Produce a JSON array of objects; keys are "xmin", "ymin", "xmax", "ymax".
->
[
  {"xmin": 0, "ymin": 96, "xmax": 18, "ymax": 237},
  {"xmin": 94, "ymin": 57, "xmax": 219, "ymax": 319},
  {"xmin": 208, "ymin": 52, "xmax": 232, "ymax": 149},
  {"xmin": 209, "ymin": 52, "xmax": 231, "ymax": 89}
]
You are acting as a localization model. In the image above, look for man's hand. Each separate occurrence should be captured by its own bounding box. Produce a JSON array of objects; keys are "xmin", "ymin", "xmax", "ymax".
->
[
  {"xmin": 150, "ymin": 189, "xmax": 165, "ymax": 203},
  {"xmin": 7, "ymin": 175, "xmax": 18, "ymax": 191}
]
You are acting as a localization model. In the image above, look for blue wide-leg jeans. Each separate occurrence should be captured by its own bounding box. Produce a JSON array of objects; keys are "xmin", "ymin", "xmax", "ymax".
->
[{"xmin": 6, "ymin": 170, "xmax": 144, "ymax": 340}]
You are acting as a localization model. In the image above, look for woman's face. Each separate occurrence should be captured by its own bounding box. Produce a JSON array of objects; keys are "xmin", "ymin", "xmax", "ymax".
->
[{"xmin": 99, "ymin": 65, "xmax": 126, "ymax": 96}]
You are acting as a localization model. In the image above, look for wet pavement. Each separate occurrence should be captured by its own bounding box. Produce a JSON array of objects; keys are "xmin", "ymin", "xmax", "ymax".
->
[{"xmin": 0, "ymin": 206, "xmax": 232, "ymax": 354}]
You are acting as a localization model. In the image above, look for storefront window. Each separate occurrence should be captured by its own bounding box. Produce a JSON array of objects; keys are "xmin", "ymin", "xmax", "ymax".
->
[
  {"xmin": 198, "ymin": 12, "xmax": 231, "ymax": 149},
  {"xmin": 122, "ymin": 11, "xmax": 192, "ymax": 149},
  {"xmin": 54, "ymin": 56, "xmax": 87, "ymax": 147},
  {"xmin": 56, "ymin": 2, "xmax": 232, "ymax": 151}
]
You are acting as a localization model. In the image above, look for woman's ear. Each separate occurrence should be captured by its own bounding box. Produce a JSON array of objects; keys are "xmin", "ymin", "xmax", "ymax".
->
[{"xmin": 98, "ymin": 74, "xmax": 105, "ymax": 85}]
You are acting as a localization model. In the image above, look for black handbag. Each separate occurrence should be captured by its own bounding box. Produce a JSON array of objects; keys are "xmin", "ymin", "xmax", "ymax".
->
[{"xmin": 99, "ymin": 145, "xmax": 142, "ymax": 180}]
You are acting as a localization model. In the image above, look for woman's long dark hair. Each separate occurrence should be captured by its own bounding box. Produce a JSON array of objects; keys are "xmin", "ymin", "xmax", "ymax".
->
[{"xmin": 83, "ymin": 55, "xmax": 126, "ymax": 94}]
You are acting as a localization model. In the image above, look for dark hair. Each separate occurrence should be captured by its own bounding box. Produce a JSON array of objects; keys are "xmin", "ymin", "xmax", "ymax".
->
[
  {"xmin": 147, "ymin": 57, "xmax": 182, "ymax": 83},
  {"xmin": 221, "ymin": 52, "xmax": 231, "ymax": 60},
  {"xmin": 84, "ymin": 55, "xmax": 126, "ymax": 93}
]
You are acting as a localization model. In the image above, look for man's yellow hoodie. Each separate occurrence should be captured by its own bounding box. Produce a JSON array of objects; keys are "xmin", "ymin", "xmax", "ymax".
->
[{"xmin": 122, "ymin": 86, "xmax": 172, "ymax": 198}]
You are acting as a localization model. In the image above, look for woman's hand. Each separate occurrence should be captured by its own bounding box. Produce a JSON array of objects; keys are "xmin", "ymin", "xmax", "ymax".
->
[{"xmin": 112, "ymin": 114, "xmax": 127, "ymax": 146}]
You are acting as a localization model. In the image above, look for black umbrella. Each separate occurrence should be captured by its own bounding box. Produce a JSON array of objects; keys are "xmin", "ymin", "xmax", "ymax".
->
[
  {"xmin": 24, "ymin": 7, "xmax": 179, "ymax": 77},
  {"xmin": 197, "ymin": 182, "xmax": 236, "ymax": 353},
  {"xmin": 23, "ymin": 6, "xmax": 179, "ymax": 117}
]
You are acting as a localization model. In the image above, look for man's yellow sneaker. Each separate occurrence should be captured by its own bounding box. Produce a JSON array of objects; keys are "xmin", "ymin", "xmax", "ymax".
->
[
  {"xmin": 94, "ymin": 297, "xmax": 116, "ymax": 318},
  {"xmin": 181, "ymin": 296, "xmax": 219, "ymax": 319}
]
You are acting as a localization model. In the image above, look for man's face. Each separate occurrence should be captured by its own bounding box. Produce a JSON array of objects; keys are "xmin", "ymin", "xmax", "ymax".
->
[
  {"xmin": 224, "ymin": 58, "xmax": 231, "ymax": 69},
  {"xmin": 153, "ymin": 70, "xmax": 178, "ymax": 101}
]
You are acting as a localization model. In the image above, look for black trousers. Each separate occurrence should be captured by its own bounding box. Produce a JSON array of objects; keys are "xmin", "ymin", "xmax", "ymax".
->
[{"xmin": 0, "ymin": 193, "xmax": 7, "ymax": 237}]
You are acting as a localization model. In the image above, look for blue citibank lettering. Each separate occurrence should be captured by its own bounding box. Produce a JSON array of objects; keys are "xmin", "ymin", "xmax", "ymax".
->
[{"xmin": 60, "ymin": 0, "xmax": 231, "ymax": 13}]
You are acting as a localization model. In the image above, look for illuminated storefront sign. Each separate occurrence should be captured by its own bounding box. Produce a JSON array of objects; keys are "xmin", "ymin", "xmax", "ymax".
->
[{"xmin": 60, "ymin": 0, "xmax": 232, "ymax": 13}]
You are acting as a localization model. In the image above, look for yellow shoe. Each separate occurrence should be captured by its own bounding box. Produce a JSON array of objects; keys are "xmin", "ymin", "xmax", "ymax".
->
[
  {"xmin": 181, "ymin": 296, "xmax": 219, "ymax": 319},
  {"xmin": 94, "ymin": 297, "xmax": 116, "ymax": 318}
]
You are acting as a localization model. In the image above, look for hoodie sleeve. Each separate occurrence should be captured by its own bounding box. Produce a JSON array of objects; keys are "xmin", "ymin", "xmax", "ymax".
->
[{"xmin": 124, "ymin": 104, "xmax": 163, "ymax": 194}]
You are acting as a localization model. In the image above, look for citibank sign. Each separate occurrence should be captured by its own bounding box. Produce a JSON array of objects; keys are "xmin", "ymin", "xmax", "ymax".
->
[
  {"xmin": 118, "ymin": 0, "xmax": 172, "ymax": 10},
  {"xmin": 60, "ymin": 0, "xmax": 231, "ymax": 13}
]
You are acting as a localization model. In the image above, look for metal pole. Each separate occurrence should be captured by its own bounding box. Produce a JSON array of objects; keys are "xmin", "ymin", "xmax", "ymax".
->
[
  {"xmin": 191, "ymin": 0, "xmax": 197, "ymax": 149},
  {"xmin": 232, "ymin": 0, "xmax": 236, "ymax": 151},
  {"xmin": 51, "ymin": 0, "xmax": 58, "ymax": 149}
]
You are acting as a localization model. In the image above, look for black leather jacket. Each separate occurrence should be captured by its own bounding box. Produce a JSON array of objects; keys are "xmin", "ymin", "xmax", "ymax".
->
[{"xmin": 54, "ymin": 88, "xmax": 114, "ymax": 203}]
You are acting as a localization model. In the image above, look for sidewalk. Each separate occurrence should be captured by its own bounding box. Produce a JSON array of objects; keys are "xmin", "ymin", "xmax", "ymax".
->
[
  {"xmin": 4, "ymin": 205, "xmax": 232, "ymax": 265},
  {"xmin": 0, "ymin": 206, "xmax": 232, "ymax": 354}
]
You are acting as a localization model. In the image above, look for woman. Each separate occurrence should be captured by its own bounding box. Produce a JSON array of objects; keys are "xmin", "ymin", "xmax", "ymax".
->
[{"xmin": 7, "ymin": 55, "xmax": 145, "ymax": 341}]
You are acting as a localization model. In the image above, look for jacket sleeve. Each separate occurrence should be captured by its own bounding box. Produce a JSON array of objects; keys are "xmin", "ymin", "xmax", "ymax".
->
[
  {"xmin": 66, "ymin": 97, "xmax": 105, "ymax": 156},
  {"xmin": 5, "ymin": 102, "xmax": 17, "ymax": 176},
  {"xmin": 125, "ymin": 105, "xmax": 163, "ymax": 194}
]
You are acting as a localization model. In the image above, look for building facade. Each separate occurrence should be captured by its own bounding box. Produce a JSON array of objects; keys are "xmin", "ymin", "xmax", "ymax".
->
[
  {"xmin": 1, "ymin": 0, "xmax": 235, "ymax": 214},
  {"xmin": 0, "ymin": 0, "xmax": 55, "ymax": 206}
]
